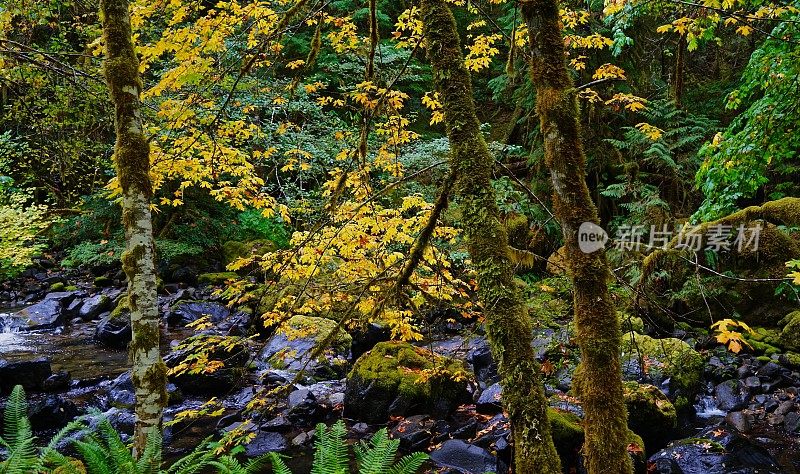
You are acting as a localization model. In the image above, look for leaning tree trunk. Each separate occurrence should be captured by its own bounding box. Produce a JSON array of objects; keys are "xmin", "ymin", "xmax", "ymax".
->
[
  {"xmin": 420, "ymin": 1, "xmax": 561, "ymax": 472},
  {"xmin": 100, "ymin": 0, "xmax": 167, "ymax": 457},
  {"xmin": 520, "ymin": 1, "xmax": 633, "ymax": 473}
]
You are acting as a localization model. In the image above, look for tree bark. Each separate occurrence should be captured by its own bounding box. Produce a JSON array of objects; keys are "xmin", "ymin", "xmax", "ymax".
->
[
  {"xmin": 420, "ymin": 1, "xmax": 562, "ymax": 472},
  {"xmin": 520, "ymin": 1, "xmax": 633, "ymax": 473},
  {"xmin": 100, "ymin": 0, "xmax": 167, "ymax": 457}
]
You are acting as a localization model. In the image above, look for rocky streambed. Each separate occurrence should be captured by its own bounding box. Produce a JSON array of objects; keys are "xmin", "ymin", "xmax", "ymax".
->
[{"xmin": 1, "ymin": 267, "xmax": 799, "ymax": 473}]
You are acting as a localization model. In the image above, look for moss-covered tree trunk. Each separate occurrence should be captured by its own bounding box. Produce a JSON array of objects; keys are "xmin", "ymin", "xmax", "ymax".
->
[
  {"xmin": 520, "ymin": 1, "xmax": 633, "ymax": 473},
  {"xmin": 420, "ymin": 1, "xmax": 561, "ymax": 472},
  {"xmin": 100, "ymin": 0, "xmax": 167, "ymax": 457}
]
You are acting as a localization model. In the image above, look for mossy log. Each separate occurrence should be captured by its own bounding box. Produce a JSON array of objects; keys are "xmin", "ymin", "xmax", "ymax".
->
[
  {"xmin": 420, "ymin": 0, "xmax": 561, "ymax": 471},
  {"xmin": 520, "ymin": 0, "xmax": 632, "ymax": 472}
]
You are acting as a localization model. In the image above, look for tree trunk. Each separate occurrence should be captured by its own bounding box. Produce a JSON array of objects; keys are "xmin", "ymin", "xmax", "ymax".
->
[
  {"xmin": 520, "ymin": 1, "xmax": 633, "ymax": 473},
  {"xmin": 100, "ymin": 0, "xmax": 167, "ymax": 457},
  {"xmin": 420, "ymin": 1, "xmax": 561, "ymax": 472},
  {"xmin": 674, "ymin": 35, "xmax": 686, "ymax": 108}
]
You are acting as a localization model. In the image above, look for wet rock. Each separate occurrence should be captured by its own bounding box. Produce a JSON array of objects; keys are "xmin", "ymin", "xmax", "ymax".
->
[
  {"xmin": 476, "ymin": 382, "xmax": 503, "ymax": 414},
  {"xmin": 257, "ymin": 315, "xmax": 351, "ymax": 381},
  {"xmin": 466, "ymin": 338, "xmax": 497, "ymax": 385},
  {"xmin": 14, "ymin": 299, "xmax": 64, "ymax": 330},
  {"xmin": 0, "ymin": 358, "xmax": 52, "ymax": 393},
  {"xmin": 725, "ymin": 411, "xmax": 752, "ymax": 433},
  {"xmin": 167, "ymin": 301, "xmax": 230, "ymax": 326},
  {"xmin": 343, "ymin": 341, "xmax": 471, "ymax": 424},
  {"xmin": 95, "ymin": 296, "xmax": 132, "ymax": 348},
  {"xmin": 391, "ymin": 415, "xmax": 434, "ymax": 451},
  {"xmin": 29, "ymin": 395, "xmax": 79, "ymax": 430},
  {"xmin": 715, "ymin": 380, "xmax": 746, "ymax": 411},
  {"xmin": 42, "ymin": 371, "xmax": 70, "ymax": 391},
  {"xmin": 78, "ymin": 294, "xmax": 112, "ymax": 321},
  {"xmin": 350, "ymin": 322, "xmax": 391, "ymax": 361},
  {"xmin": 244, "ymin": 430, "xmax": 287, "ymax": 457},
  {"xmin": 164, "ymin": 335, "xmax": 249, "ymax": 394},
  {"xmin": 647, "ymin": 427, "xmax": 781, "ymax": 474},
  {"xmin": 784, "ymin": 412, "xmax": 800, "ymax": 433},
  {"xmin": 430, "ymin": 440, "xmax": 497, "ymax": 474}
]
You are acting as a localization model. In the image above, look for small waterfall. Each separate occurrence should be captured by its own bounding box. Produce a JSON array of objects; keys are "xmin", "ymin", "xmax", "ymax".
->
[
  {"xmin": 694, "ymin": 395, "xmax": 726, "ymax": 418},
  {"xmin": 0, "ymin": 312, "xmax": 16, "ymax": 333}
]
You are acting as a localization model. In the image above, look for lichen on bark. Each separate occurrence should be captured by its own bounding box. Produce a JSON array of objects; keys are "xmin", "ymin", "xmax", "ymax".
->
[
  {"xmin": 420, "ymin": 0, "xmax": 561, "ymax": 471},
  {"xmin": 100, "ymin": 0, "xmax": 166, "ymax": 457}
]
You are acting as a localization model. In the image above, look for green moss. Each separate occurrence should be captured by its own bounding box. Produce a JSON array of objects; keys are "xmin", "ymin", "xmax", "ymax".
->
[
  {"xmin": 619, "ymin": 312, "xmax": 644, "ymax": 333},
  {"xmin": 779, "ymin": 311, "xmax": 800, "ymax": 352},
  {"xmin": 349, "ymin": 341, "xmax": 466, "ymax": 400},
  {"xmin": 111, "ymin": 295, "xmax": 131, "ymax": 319},
  {"xmin": 222, "ymin": 239, "xmax": 276, "ymax": 267},
  {"xmin": 548, "ymin": 407, "xmax": 583, "ymax": 450},
  {"xmin": 49, "ymin": 282, "xmax": 66, "ymax": 292},
  {"xmin": 197, "ymin": 272, "xmax": 239, "ymax": 286},
  {"xmin": 783, "ymin": 352, "xmax": 800, "ymax": 367},
  {"xmin": 622, "ymin": 332, "xmax": 705, "ymax": 394},
  {"xmin": 547, "ymin": 407, "xmax": 645, "ymax": 466},
  {"xmin": 64, "ymin": 285, "xmax": 78, "ymax": 291},
  {"xmin": 673, "ymin": 438, "xmax": 724, "ymax": 453},
  {"xmin": 94, "ymin": 276, "xmax": 113, "ymax": 288}
]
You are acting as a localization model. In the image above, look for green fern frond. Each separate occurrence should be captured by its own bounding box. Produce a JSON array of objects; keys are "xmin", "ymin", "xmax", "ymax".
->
[
  {"xmin": 357, "ymin": 428, "xmax": 399, "ymax": 474},
  {"xmin": 267, "ymin": 453, "xmax": 293, "ymax": 474},
  {"xmin": 388, "ymin": 452, "xmax": 429, "ymax": 474},
  {"xmin": 136, "ymin": 428, "xmax": 163, "ymax": 474}
]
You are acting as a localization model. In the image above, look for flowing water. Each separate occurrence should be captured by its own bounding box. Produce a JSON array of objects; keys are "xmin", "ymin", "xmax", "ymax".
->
[{"xmin": 0, "ymin": 309, "xmax": 129, "ymax": 380}]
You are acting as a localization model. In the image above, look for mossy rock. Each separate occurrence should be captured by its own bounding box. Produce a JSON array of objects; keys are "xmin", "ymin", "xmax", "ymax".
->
[
  {"xmin": 548, "ymin": 407, "xmax": 646, "ymax": 472},
  {"xmin": 623, "ymin": 381, "xmax": 677, "ymax": 451},
  {"xmin": 197, "ymin": 272, "xmax": 239, "ymax": 286},
  {"xmin": 49, "ymin": 282, "xmax": 66, "ymax": 292},
  {"xmin": 222, "ymin": 240, "xmax": 277, "ymax": 267},
  {"xmin": 619, "ymin": 312, "xmax": 645, "ymax": 333},
  {"xmin": 343, "ymin": 341, "xmax": 471, "ymax": 424},
  {"xmin": 257, "ymin": 315, "xmax": 352, "ymax": 380},
  {"xmin": 779, "ymin": 311, "xmax": 800, "ymax": 352},
  {"xmin": 621, "ymin": 333, "xmax": 704, "ymax": 397},
  {"xmin": 93, "ymin": 276, "xmax": 113, "ymax": 288}
]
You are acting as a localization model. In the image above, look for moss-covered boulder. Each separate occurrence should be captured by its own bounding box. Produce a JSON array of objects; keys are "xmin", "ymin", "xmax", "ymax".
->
[
  {"xmin": 621, "ymin": 333, "xmax": 704, "ymax": 398},
  {"xmin": 638, "ymin": 220, "xmax": 800, "ymax": 329},
  {"xmin": 197, "ymin": 272, "xmax": 239, "ymax": 286},
  {"xmin": 343, "ymin": 341, "xmax": 471, "ymax": 424},
  {"xmin": 548, "ymin": 407, "xmax": 646, "ymax": 472},
  {"xmin": 257, "ymin": 315, "xmax": 351, "ymax": 380},
  {"xmin": 624, "ymin": 382, "xmax": 677, "ymax": 451},
  {"xmin": 779, "ymin": 311, "xmax": 800, "ymax": 352},
  {"xmin": 222, "ymin": 240, "xmax": 277, "ymax": 267}
]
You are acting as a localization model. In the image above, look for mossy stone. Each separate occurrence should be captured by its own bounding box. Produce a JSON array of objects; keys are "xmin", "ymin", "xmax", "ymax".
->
[
  {"xmin": 621, "ymin": 332, "xmax": 705, "ymax": 395},
  {"xmin": 343, "ymin": 341, "xmax": 471, "ymax": 423},
  {"xmin": 49, "ymin": 282, "xmax": 66, "ymax": 292},
  {"xmin": 197, "ymin": 272, "xmax": 239, "ymax": 286},
  {"xmin": 779, "ymin": 311, "xmax": 800, "ymax": 352},
  {"xmin": 547, "ymin": 407, "xmax": 646, "ymax": 470},
  {"xmin": 623, "ymin": 381, "xmax": 677, "ymax": 451},
  {"xmin": 222, "ymin": 240, "xmax": 276, "ymax": 267},
  {"xmin": 94, "ymin": 276, "xmax": 113, "ymax": 288}
]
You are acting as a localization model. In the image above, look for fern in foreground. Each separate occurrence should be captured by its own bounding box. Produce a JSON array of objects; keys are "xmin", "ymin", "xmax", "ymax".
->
[{"xmin": 269, "ymin": 420, "xmax": 428, "ymax": 474}]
